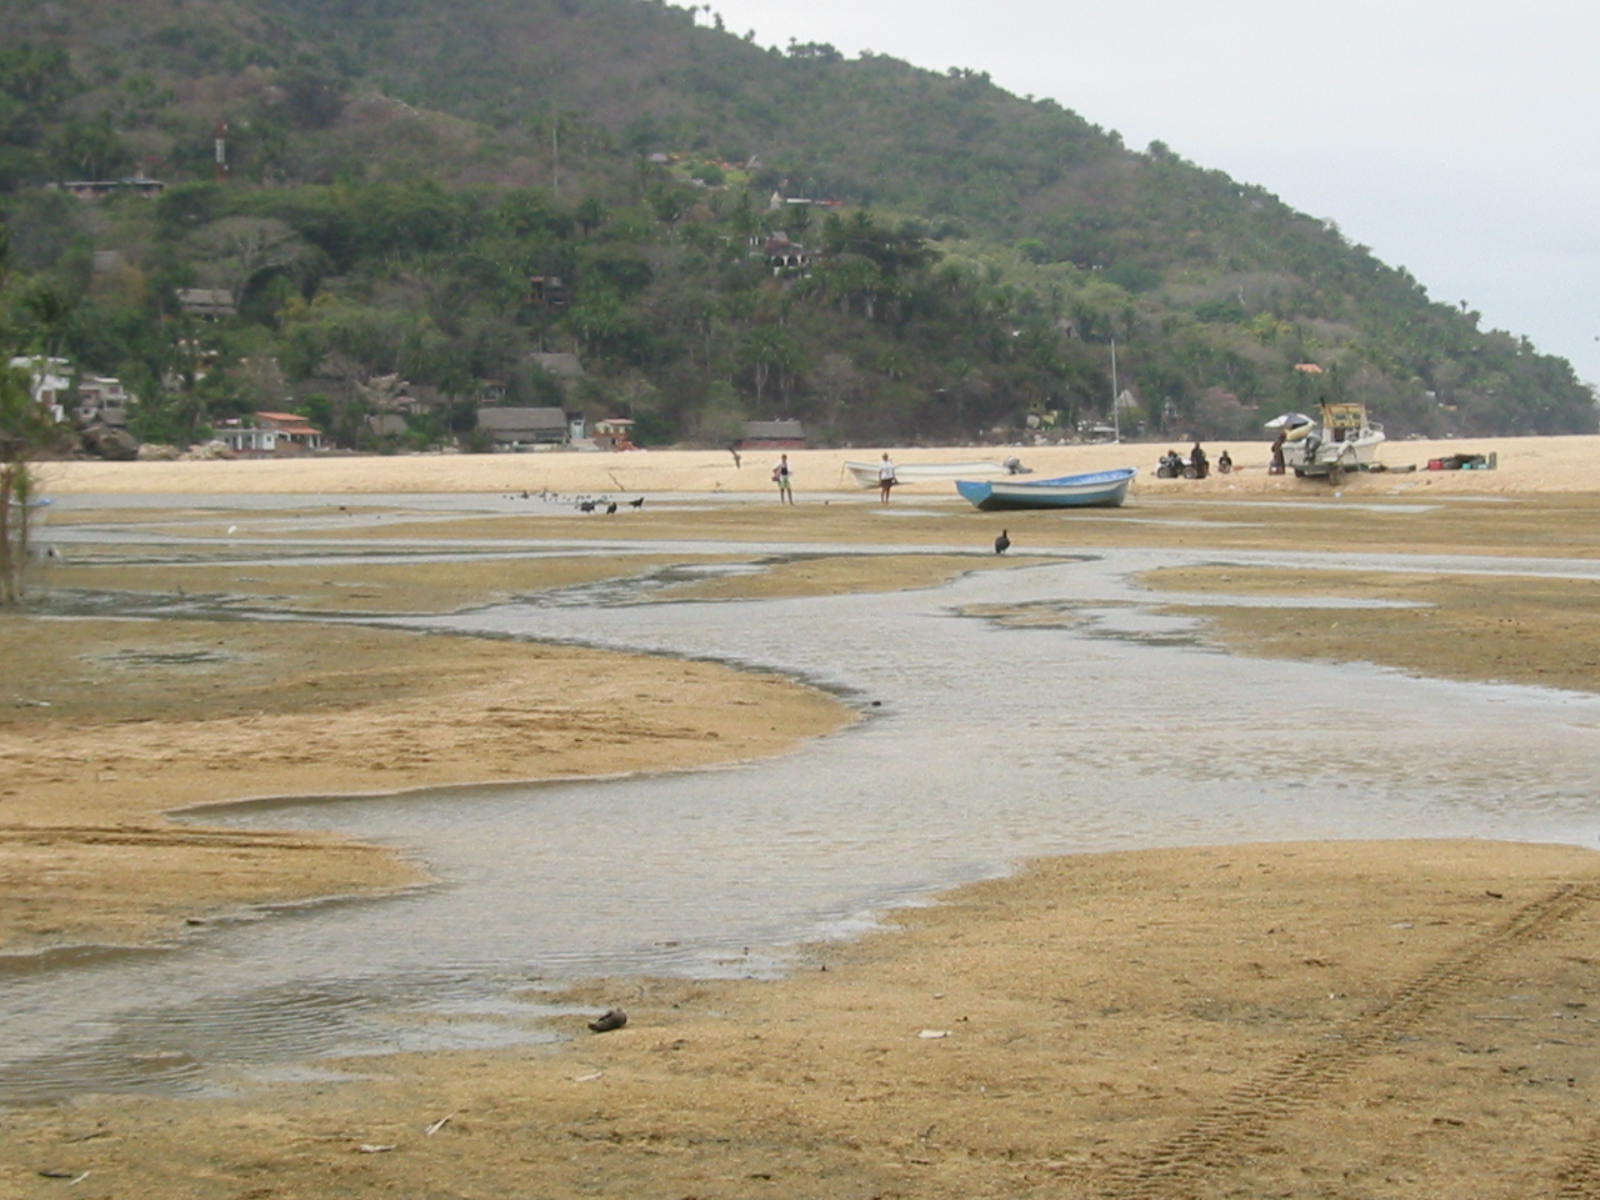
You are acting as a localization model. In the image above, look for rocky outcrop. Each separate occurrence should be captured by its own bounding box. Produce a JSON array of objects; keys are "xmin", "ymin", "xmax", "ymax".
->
[
  {"xmin": 181, "ymin": 440, "xmax": 236, "ymax": 460},
  {"xmin": 79, "ymin": 423, "xmax": 140, "ymax": 461}
]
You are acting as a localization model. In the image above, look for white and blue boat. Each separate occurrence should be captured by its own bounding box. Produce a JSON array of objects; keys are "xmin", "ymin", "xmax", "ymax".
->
[
  {"xmin": 955, "ymin": 467, "xmax": 1137, "ymax": 511},
  {"xmin": 842, "ymin": 458, "xmax": 1029, "ymax": 488}
]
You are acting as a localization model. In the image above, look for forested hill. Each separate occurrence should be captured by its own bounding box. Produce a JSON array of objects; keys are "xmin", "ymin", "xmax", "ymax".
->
[{"xmin": 1, "ymin": 0, "xmax": 1593, "ymax": 450}]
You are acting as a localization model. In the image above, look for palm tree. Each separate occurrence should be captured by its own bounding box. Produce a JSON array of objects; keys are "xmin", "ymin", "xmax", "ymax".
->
[
  {"xmin": 1, "ymin": 229, "xmax": 57, "ymax": 604},
  {"xmin": 0, "ymin": 359, "xmax": 53, "ymax": 605}
]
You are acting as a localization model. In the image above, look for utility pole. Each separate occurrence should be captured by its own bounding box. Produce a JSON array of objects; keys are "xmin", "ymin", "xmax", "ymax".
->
[
  {"xmin": 1110, "ymin": 337, "xmax": 1120, "ymax": 443},
  {"xmin": 550, "ymin": 114, "xmax": 560, "ymax": 197}
]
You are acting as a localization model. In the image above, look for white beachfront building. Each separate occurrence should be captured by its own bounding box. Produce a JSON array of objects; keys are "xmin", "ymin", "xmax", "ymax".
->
[{"xmin": 212, "ymin": 411, "xmax": 326, "ymax": 455}]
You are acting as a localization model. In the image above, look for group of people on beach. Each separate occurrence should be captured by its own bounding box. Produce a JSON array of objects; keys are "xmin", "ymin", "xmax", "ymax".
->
[
  {"xmin": 1159, "ymin": 443, "xmax": 1232, "ymax": 479},
  {"xmin": 769, "ymin": 452, "xmax": 899, "ymax": 505}
]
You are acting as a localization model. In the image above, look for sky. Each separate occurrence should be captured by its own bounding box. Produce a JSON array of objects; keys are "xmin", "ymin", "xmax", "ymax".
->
[{"xmin": 702, "ymin": 0, "xmax": 1600, "ymax": 389}]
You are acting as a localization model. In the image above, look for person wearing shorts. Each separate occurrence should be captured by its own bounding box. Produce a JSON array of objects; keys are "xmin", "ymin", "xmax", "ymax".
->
[{"xmin": 877, "ymin": 453, "xmax": 897, "ymax": 504}]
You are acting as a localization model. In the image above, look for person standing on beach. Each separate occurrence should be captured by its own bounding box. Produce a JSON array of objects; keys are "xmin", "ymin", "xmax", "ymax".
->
[
  {"xmin": 773, "ymin": 454, "xmax": 794, "ymax": 504},
  {"xmin": 877, "ymin": 453, "xmax": 897, "ymax": 504},
  {"xmin": 1270, "ymin": 431, "xmax": 1287, "ymax": 475}
]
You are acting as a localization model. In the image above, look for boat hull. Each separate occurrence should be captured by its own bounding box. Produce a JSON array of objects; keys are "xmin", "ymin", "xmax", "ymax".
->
[
  {"xmin": 1269, "ymin": 402, "xmax": 1386, "ymax": 478},
  {"xmin": 843, "ymin": 460, "xmax": 1019, "ymax": 488},
  {"xmin": 955, "ymin": 468, "xmax": 1137, "ymax": 511}
]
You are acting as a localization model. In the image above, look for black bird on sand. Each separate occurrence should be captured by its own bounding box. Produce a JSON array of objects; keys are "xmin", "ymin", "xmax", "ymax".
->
[
  {"xmin": 628, "ymin": 496, "xmax": 645, "ymax": 509},
  {"xmin": 994, "ymin": 529, "xmax": 1011, "ymax": 555},
  {"xmin": 606, "ymin": 501, "xmax": 618, "ymax": 515}
]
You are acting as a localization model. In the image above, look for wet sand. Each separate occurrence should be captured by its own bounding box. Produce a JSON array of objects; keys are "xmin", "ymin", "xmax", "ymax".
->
[
  {"xmin": 8, "ymin": 839, "xmax": 1600, "ymax": 1199},
  {"xmin": 5, "ymin": 437, "xmax": 1600, "ymax": 1196},
  {"xmin": 0, "ymin": 617, "xmax": 850, "ymax": 955}
]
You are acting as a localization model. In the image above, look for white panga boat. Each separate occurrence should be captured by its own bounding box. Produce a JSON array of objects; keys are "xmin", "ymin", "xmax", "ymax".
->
[{"xmin": 842, "ymin": 458, "xmax": 1029, "ymax": 488}]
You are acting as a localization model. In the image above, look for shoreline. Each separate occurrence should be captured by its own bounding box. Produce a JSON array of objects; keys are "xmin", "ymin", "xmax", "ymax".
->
[{"xmin": 33, "ymin": 432, "xmax": 1600, "ymax": 497}]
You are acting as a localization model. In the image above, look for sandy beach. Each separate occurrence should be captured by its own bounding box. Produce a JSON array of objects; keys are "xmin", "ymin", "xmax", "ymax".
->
[
  {"xmin": 37, "ymin": 432, "xmax": 1600, "ymax": 497},
  {"xmin": 4, "ymin": 435, "xmax": 1600, "ymax": 1197}
]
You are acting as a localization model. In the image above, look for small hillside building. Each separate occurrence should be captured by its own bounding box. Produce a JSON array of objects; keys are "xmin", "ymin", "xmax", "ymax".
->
[
  {"xmin": 527, "ymin": 351, "xmax": 583, "ymax": 381},
  {"xmin": 592, "ymin": 418, "xmax": 637, "ymax": 451},
  {"xmin": 73, "ymin": 377, "xmax": 131, "ymax": 427},
  {"xmin": 9, "ymin": 356, "xmax": 73, "ymax": 423},
  {"xmin": 9, "ymin": 356, "xmax": 132, "ymax": 426},
  {"xmin": 758, "ymin": 233, "xmax": 815, "ymax": 274},
  {"xmin": 366, "ymin": 413, "xmax": 410, "ymax": 439},
  {"xmin": 54, "ymin": 176, "xmax": 166, "ymax": 200},
  {"xmin": 740, "ymin": 419, "xmax": 806, "ymax": 449},
  {"xmin": 176, "ymin": 288, "xmax": 237, "ymax": 319},
  {"xmin": 476, "ymin": 406, "xmax": 570, "ymax": 449}
]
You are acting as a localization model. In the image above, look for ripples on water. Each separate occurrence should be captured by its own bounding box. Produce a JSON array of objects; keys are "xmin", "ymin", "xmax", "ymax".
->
[{"xmin": 5, "ymin": 545, "xmax": 1599, "ymax": 1102}]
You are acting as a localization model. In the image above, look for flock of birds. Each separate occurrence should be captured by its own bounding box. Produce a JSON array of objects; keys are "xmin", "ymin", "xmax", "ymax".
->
[
  {"xmin": 572, "ymin": 494, "xmax": 646, "ymax": 514},
  {"xmin": 32, "ymin": 494, "xmax": 1011, "ymax": 568},
  {"xmin": 498, "ymin": 485, "xmax": 1012, "ymax": 553},
  {"xmin": 498, "ymin": 489, "xmax": 646, "ymax": 514},
  {"xmin": 576, "ymin": 496, "xmax": 647, "ymax": 514}
]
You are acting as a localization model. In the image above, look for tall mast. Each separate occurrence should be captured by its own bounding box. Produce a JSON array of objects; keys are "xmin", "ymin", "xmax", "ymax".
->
[{"xmin": 1110, "ymin": 337, "xmax": 1120, "ymax": 443}]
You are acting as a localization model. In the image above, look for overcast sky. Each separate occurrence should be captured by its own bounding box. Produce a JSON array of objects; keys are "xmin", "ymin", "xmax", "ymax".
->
[{"xmin": 703, "ymin": 0, "xmax": 1599, "ymax": 389}]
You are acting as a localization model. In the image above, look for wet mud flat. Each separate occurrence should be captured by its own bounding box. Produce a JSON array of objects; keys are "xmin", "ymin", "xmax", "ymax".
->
[
  {"xmin": 6, "ymin": 486, "xmax": 1600, "ymax": 1199},
  {"xmin": 4, "ymin": 489, "xmax": 1600, "ymax": 1101}
]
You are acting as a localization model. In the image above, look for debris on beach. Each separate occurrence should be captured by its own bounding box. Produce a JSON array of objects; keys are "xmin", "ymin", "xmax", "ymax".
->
[{"xmin": 588, "ymin": 1007, "xmax": 628, "ymax": 1033}]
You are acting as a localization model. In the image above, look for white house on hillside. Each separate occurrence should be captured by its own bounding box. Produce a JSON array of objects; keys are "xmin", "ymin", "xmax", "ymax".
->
[{"xmin": 9, "ymin": 356, "xmax": 131, "ymax": 426}]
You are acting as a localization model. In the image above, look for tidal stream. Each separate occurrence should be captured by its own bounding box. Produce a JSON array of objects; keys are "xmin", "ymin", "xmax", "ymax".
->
[{"xmin": 5, "ymin": 526, "xmax": 1599, "ymax": 1103}]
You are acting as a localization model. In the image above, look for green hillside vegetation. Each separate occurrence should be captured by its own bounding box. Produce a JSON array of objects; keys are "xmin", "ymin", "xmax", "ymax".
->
[{"xmin": 0, "ymin": 0, "xmax": 1593, "ymax": 451}]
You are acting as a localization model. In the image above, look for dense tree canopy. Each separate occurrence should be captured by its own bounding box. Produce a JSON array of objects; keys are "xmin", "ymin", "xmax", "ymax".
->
[{"xmin": 0, "ymin": 0, "xmax": 1591, "ymax": 451}]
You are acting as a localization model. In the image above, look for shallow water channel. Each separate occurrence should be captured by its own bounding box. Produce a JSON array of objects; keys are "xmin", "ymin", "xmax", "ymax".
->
[{"xmin": 6, "ymin": 534, "xmax": 1600, "ymax": 1103}]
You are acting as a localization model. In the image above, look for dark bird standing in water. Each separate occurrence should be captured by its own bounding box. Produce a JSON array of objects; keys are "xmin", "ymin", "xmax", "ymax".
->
[
  {"xmin": 994, "ymin": 529, "xmax": 1011, "ymax": 555},
  {"xmin": 629, "ymin": 496, "xmax": 645, "ymax": 509},
  {"xmin": 605, "ymin": 501, "xmax": 618, "ymax": 515}
]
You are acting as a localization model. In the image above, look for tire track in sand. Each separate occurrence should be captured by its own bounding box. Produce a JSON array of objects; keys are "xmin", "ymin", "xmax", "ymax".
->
[
  {"xmin": 1091, "ymin": 883, "xmax": 1599, "ymax": 1199},
  {"xmin": 1552, "ymin": 1137, "xmax": 1600, "ymax": 1198}
]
